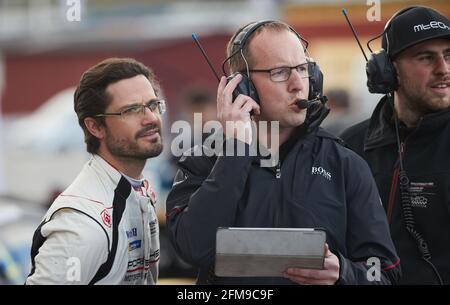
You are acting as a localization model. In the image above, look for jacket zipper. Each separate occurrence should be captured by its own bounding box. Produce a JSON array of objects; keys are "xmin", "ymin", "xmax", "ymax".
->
[
  {"xmin": 273, "ymin": 161, "xmax": 282, "ymax": 227},
  {"xmin": 275, "ymin": 162, "xmax": 281, "ymax": 179},
  {"xmin": 386, "ymin": 115, "xmax": 423, "ymax": 223},
  {"xmin": 387, "ymin": 161, "xmax": 400, "ymax": 223},
  {"xmin": 387, "ymin": 142, "xmax": 405, "ymax": 223}
]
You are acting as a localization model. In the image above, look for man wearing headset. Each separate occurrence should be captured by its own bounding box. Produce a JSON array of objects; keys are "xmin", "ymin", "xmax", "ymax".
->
[
  {"xmin": 341, "ymin": 6, "xmax": 450, "ymax": 284},
  {"xmin": 166, "ymin": 20, "xmax": 400, "ymax": 285},
  {"xmin": 26, "ymin": 58, "xmax": 164, "ymax": 284}
]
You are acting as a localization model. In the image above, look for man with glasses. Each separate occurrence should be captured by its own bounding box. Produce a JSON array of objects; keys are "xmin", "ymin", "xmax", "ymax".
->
[
  {"xmin": 166, "ymin": 21, "xmax": 401, "ymax": 284},
  {"xmin": 26, "ymin": 58, "xmax": 164, "ymax": 284}
]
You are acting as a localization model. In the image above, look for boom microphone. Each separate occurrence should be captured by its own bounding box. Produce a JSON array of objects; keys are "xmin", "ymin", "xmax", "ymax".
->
[
  {"xmin": 295, "ymin": 96, "xmax": 323, "ymax": 109},
  {"xmin": 296, "ymin": 99, "xmax": 311, "ymax": 109}
]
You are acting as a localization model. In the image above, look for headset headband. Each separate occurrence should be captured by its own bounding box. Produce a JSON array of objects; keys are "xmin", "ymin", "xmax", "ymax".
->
[{"xmin": 232, "ymin": 20, "xmax": 309, "ymax": 51}]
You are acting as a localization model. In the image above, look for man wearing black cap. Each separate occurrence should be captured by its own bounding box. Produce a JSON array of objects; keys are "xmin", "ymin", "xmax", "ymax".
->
[{"xmin": 341, "ymin": 6, "xmax": 450, "ymax": 284}]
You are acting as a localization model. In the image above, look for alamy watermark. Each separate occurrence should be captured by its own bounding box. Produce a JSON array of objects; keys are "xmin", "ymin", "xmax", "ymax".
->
[
  {"xmin": 66, "ymin": 0, "xmax": 81, "ymax": 22},
  {"xmin": 66, "ymin": 257, "xmax": 81, "ymax": 282},
  {"xmin": 366, "ymin": 257, "xmax": 381, "ymax": 282},
  {"xmin": 366, "ymin": 0, "xmax": 381, "ymax": 22},
  {"xmin": 170, "ymin": 113, "xmax": 280, "ymax": 168}
]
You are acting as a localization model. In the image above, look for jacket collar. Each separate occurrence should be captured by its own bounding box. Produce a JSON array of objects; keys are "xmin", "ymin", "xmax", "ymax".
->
[
  {"xmin": 91, "ymin": 154, "xmax": 122, "ymax": 183},
  {"xmin": 364, "ymin": 95, "xmax": 450, "ymax": 151},
  {"xmin": 90, "ymin": 154, "xmax": 132, "ymax": 199}
]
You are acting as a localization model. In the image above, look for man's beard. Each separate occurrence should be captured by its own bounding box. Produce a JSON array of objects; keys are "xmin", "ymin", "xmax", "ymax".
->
[
  {"xmin": 399, "ymin": 75, "xmax": 450, "ymax": 114},
  {"xmin": 105, "ymin": 127, "xmax": 163, "ymax": 160}
]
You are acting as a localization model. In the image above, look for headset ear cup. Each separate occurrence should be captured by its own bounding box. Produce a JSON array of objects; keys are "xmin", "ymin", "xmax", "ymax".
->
[
  {"xmin": 307, "ymin": 61, "xmax": 324, "ymax": 100},
  {"xmin": 228, "ymin": 73, "xmax": 260, "ymax": 104},
  {"xmin": 240, "ymin": 74, "xmax": 260, "ymax": 104},
  {"xmin": 366, "ymin": 55, "xmax": 377, "ymax": 93},
  {"xmin": 248, "ymin": 80, "xmax": 260, "ymax": 104},
  {"xmin": 366, "ymin": 50, "xmax": 398, "ymax": 94}
]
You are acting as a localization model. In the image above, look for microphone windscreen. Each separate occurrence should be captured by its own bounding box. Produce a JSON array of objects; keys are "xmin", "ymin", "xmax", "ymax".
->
[{"xmin": 296, "ymin": 99, "xmax": 310, "ymax": 109}]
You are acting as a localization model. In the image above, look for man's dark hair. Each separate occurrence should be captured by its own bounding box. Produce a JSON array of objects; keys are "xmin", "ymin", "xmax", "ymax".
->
[{"xmin": 74, "ymin": 58, "xmax": 161, "ymax": 153}]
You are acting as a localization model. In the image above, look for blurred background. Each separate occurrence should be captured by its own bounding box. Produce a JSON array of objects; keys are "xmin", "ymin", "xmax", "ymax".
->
[{"xmin": 0, "ymin": 0, "xmax": 447, "ymax": 285}]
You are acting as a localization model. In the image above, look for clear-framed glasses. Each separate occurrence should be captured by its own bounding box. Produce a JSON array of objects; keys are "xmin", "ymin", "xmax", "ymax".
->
[
  {"xmin": 249, "ymin": 62, "xmax": 310, "ymax": 82},
  {"xmin": 95, "ymin": 98, "xmax": 166, "ymax": 120}
]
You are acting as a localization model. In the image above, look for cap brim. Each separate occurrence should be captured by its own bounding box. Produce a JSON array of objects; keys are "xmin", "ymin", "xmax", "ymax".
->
[{"xmin": 391, "ymin": 32, "xmax": 450, "ymax": 58}]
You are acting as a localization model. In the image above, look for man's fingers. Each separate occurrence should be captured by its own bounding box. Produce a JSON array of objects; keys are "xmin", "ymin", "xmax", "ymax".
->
[
  {"xmin": 221, "ymin": 74, "xmax": 242, "ymax": 105},
  {"xmin": 283, "ymin": 267, "xmax": 338, "ymax": 285},
  {"xmin": 217, "ymin": 75, "xmax": 227, "ymax": 93},
  {"xmin": 285, "ymin": 268, "xmax": 321, "ymax": 280},
  {"xmin": 284, "ymin": 265, "xmax": 336, "ymax": 280},
  {"xmin": 216, "ymin": 73, "xmax": 259, "ymax": 145},
  {"xmin": 324, "ymin": 243, "xmax": 331, "ymax": 257},
  {"xmin": 246, "ymin": 99, "xmax": 261, "ymax": 115},
  {"xmin": 233, "ymin": 96, "xmax": 260, "ymax": 115},
  {"xmin": 284, "ymin": 274, "xmax": 331, "ymax": 285},
  {"xmin": 217, "ymin": 76, "xmax": 227, "ymax": 116},
  {"xmin": 217, "ymin": 76, "xmax": 227, "ymax": 102},
  {"xmin": 241, "ymin": 102, "xmax": 259, "ymax": 115}
]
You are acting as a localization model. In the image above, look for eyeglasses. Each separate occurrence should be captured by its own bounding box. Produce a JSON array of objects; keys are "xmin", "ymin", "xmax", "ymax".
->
[
  {"xmin": 249, "ymin": 62, "xmax": 310, "ymax": 82},
  {"xmin": 95, "ymin": 98, "xmax": 166, "ymax": 120}
]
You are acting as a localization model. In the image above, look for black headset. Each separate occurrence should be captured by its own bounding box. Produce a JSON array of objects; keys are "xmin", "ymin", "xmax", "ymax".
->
[
  {"xmin": 222, "ymin": 20, "xmax": 325, "ymax": 104},
  {"xmin": 366, "ymin": 7, "xmax": 418, "ymax": 94}
]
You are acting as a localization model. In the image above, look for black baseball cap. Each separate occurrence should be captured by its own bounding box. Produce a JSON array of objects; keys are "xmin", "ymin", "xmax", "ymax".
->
[{"xmin": 382, "ymin": 6, "xmax": 450, "ymax": 59}]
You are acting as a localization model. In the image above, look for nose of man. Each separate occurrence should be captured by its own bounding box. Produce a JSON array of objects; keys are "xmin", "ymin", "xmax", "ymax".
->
[
  {"xmin": 434, "ymin": 55, "xmax": 450, "ymax": 75},
  {"xmin": 141, "ymin": 106, "xmax": 160, "ymax": 125},
  {"xmin": 288, "ymin": 68, "xmax": 308, "ymax": 95}
]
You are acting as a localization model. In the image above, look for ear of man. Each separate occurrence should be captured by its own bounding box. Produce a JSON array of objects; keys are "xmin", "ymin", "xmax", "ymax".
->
[
  {"xmin": 392, "ymin": 61, "xmax": 400, "ymax": 87},
  {"xmin": 84, "ymin": 117, "xmax": 106, "ymax": 140}
]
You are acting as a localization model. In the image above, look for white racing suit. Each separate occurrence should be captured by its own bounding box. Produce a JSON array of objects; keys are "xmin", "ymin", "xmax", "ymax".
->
[{"xmin": 26, "ymin": 154, "xmax": 160, "ymax": 285}]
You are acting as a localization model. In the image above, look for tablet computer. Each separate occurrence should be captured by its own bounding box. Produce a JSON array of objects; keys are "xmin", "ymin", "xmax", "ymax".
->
[{"xmin": 215, "ymin": 227, "xmax": 326, "ymax": 277}]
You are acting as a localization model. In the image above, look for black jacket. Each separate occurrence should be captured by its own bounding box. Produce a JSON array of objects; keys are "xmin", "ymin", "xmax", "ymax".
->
[
  {"xmin": 340, "ymin": 95, "xmax": 450, "ymax": 285},
  {"xmin": 166, "ymin": 116, "xmax": 400, "ymax": 285}
]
